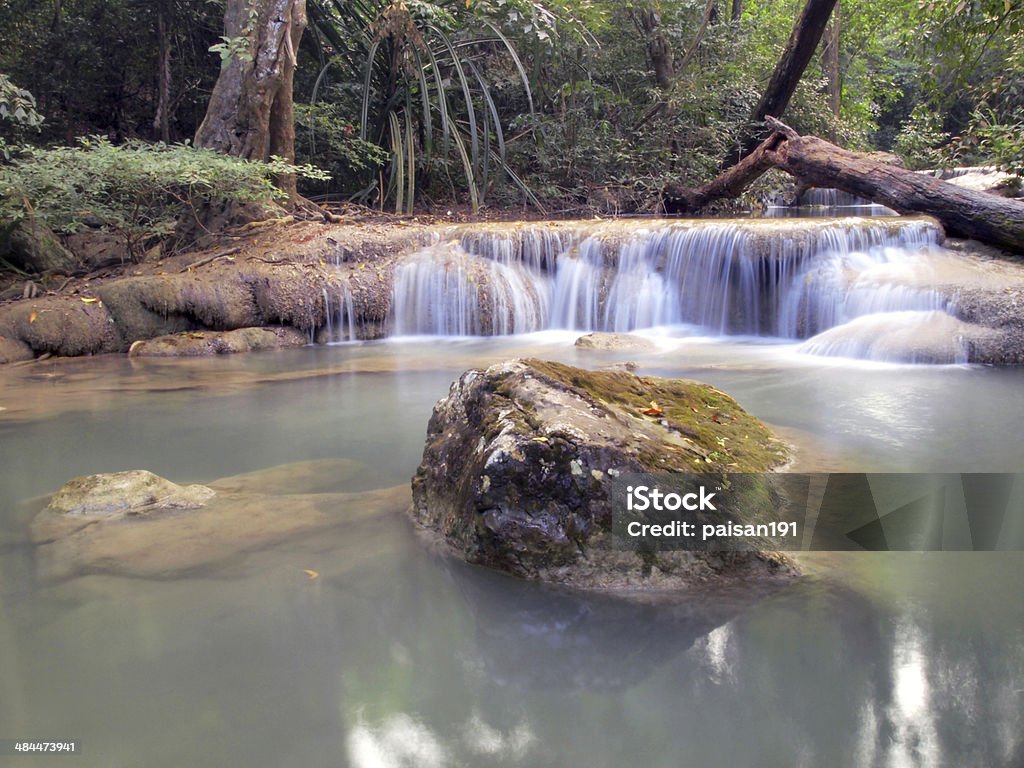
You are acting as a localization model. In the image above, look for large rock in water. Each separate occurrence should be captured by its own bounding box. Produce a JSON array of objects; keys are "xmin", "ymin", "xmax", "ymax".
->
[{"xmin": 410, "ymin": 359, "xmax": 796, "ymax": 591}]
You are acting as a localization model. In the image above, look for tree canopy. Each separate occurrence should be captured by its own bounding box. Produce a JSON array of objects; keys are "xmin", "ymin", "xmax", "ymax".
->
[{"xmin": 0, "ymin": 0, "xmax": 1021, "ymax": 215}]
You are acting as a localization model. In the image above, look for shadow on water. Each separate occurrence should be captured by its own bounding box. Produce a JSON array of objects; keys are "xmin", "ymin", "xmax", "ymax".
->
[{"xmin": 437, "ymin": 552, "xmax": 795, "ymax": 693}]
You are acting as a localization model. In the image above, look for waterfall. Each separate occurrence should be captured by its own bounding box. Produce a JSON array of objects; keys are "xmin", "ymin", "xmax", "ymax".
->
[
  {"xmin": 387, "ymin": 218, "xmax": 959, "ymax": 357},
  {"xmin": 797, "ymin": 188, "xmax": 877, "ymax": 207},
  {"xmin": 322, "ymin": 282, "xmax": 357, "ymax": 342},
  {"xmin": 764, "ymin": 187, "xmax": 896, "ymax": 217},
  {"xmin": 797, "ymin": 311, "xmax": 970, "ymax": 364},
  {"xmin": 776, "ymin": 226, "xmax": 950, "ymax": 337}
]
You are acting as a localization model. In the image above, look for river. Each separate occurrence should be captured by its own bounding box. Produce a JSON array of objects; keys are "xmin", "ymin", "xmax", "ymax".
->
[{"xmin": 1, "ymin": 214, "xmax": 1023, "ymax": 767}]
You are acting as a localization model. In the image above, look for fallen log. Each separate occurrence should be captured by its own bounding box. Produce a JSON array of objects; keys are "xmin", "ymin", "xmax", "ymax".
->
[{"xmin": 665, "ymin": 120, "xmax": 1024, "ymax": 255}]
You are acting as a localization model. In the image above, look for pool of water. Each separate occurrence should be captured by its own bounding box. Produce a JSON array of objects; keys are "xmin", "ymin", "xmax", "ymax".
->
[{"xmin": 1, "ymin": 335, "xmax": 1022, "ymax": 767}]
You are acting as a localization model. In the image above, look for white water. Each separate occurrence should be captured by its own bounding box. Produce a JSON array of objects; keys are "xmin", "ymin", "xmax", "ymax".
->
[
  {"xmin": 321, "ymin": 283, "xmax": 357, "ymax": 342},
  {"xmin": 386, "ymin": 218, "xmax": 962, "ymax": 362},
  {"xmin": 764, "ymin": 186, "xmax": 896, "ymax": 216}
]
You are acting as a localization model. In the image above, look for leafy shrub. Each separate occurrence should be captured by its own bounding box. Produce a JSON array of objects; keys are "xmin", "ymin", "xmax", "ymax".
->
[
  {"xmin": 0, "ymin": 138, "xmax": 327, "ymax": 258},
  {"xmin": 893, "ymin": 105, "xmax": 951, "ymax": 169},
  {"xmin": 966, "ymin": 108, "xmax": 1024, "ymax": 177},
  {"xmin": 0, "ymin": 73, "xmax": 43, "ymax": 131},
  {"xmin": 294, "ymin": 102, "xmax": 388, "ymax": 199},
  {"xmin": 307, "ymin": 0, "xmax": 542, "ymax": 213},
  {"xmin": 0, "ymin": 73, "xmax": 43, "ymax": 161}
]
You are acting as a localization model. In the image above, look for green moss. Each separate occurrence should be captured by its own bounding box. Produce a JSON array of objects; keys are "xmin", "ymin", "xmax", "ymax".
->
[{"xmin": 524, "ymin": 359, "xmax": 787, "ymax": 473}]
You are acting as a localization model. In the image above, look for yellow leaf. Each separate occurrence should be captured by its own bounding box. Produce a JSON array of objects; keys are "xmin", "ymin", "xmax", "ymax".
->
[
  {"xmin": 303, "ymin": 569, "xmax": 320, "ymax": 580},
  {"xmin": 641, "ymin": 401, "xmax": 663, "ymax": 417},
  {"xmin": 81, "ymin": 297, "xmax": 99, "ymax": 304},
  {"xmin": 29, "ymin": 311, "xmax": 37, "ymax": 323}
]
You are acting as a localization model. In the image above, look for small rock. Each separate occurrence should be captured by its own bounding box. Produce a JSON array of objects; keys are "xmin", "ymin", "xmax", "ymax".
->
[
  {"xmin": 127, "ymin": 326, "xmax": 306, "ymax": 357},
  {"xmin": 574, "ymin": 332, "xmax": 657, "ymax": 352},
  {"xmin": 30, "ymin": 464, "xmax": 408, "ymax": 581},
  {"xmin": 45, "ymin": 470, "xmax": 215, "ymax": 519}
]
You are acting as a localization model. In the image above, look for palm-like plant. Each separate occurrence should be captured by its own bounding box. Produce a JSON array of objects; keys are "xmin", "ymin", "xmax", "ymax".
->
[{"xmin": 307, "ymin": 0, "xmax": 547, "ymax": 213}]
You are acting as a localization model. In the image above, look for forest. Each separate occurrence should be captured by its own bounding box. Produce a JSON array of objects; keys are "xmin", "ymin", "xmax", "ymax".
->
[{"xmin": 0, "ymin": 0, "xmax": 1021, "ymax": 264}]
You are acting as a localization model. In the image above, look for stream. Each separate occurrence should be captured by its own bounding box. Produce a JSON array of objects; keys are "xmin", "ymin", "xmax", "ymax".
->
[{"xmin": 1, "ymin": 214, "xmax": 1023, "ymax": 767}]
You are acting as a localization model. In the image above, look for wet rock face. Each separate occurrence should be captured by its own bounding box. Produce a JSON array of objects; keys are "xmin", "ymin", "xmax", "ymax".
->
[
  {"xmin": 127, "ymin": 326, "xmax": 306, "ymax": 357},
  {"xmin": 410, "ymin": 359, "xmax": 795, "ymax": 591}
]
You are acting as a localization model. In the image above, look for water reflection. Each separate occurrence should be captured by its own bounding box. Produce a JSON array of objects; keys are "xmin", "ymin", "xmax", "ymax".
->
[
  {"xmin": 332, "ymin": 563, "xmax": 1024, "ymax": 767},
  {"xmin": 1, "ymin": 341, "xmax": 1023, "ymax": 766},
  {"xmin": 442, "ymin": 555, "xmax": 790, "ymax": 692}
]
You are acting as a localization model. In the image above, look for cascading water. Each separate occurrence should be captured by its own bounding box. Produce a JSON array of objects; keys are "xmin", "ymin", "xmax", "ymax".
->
[
  {"xmin": 321, "ymin": 283, "xmax": 357, "ymax": 343},
  {"xmin": 387, "ymin": 217, "xmax": 964, "ymax": 361},
  {"xmin": 764, "ymin": 187, "xmax": 896, "ymax": 217}
]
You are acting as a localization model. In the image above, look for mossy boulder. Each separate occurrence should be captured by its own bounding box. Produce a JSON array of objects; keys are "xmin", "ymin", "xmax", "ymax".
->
[
  {"xmin": 97, "ymin": 274, "xmax": 261, "ymax": 345},
  {"xmin": 0, "ymin": 334, "xmax": 33, "ymax": 363},
  {"xmin": 410, "ymin": 359, "xmax": 795, "ymax": 591},
  {"xmin": 0, "ymin": 221, "xmax": 79, "ymax": 274},
  {"xmin": 0, "ymin": 295, "xmax": 120, "ymax": 357}
]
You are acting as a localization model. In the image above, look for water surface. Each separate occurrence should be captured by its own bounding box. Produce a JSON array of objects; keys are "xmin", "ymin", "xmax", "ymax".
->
[{"xmin": 1, "ymin": 336, "xmax": 1022, "ymax": 767}]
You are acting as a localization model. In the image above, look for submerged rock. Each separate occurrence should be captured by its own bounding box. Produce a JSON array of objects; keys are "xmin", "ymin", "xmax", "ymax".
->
[
  {"xmin": 410, "ymin": 359, "xmax": 795, "ymax": 591},
  {"xmin": 574, "ymin": 332, "xmax": 657, "ymax": 352},
  {"xmin": 127, "ymin": 326, "xmax": 306, "ymax": 357},
  {"xmin": 46, "ymin": 470, "xmax": 215, "ymax": 517},
  {"xmin": 30, "ymin": 465, "xmax": 409, "ymax": 581},
  {"xmin": 33, "ymin": 470, "xmax": 216, "ymax": 540}
]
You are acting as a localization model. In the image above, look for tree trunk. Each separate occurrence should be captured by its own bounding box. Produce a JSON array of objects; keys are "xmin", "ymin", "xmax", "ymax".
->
[
  {"xmin": 154, "ymin": 2, "xmax": 172, "ymax": 143},
  {"xmin": 665, "ymin": 120, "xmax": 1024, "ymax": 254},
  {"xmin": 635, "ymin": 5, "xmax": 674, "ymax": 90},
  {"xmin": 725, "ymin": 0, "xmax": 838, "ymax": 167},
  {"xmin": 731, "ymin": 0, "xmax": 743, "ymax": 23},
  {"xmin": 194, "ymin": 0, "xmax": 307, "ymax": 201},
  {"xmin": 678, "ymin": 0, "xmax": 719, "ymax": 74}
]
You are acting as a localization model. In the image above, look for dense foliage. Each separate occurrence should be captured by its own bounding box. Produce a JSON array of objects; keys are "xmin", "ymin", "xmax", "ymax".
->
[
  {"xmin": 0, "ymin": 0, "xmax": 1021, "ymax": 219},
  {"xmin": 0, "ymin": 138, "xmax": 327, "ymax": 258}
]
